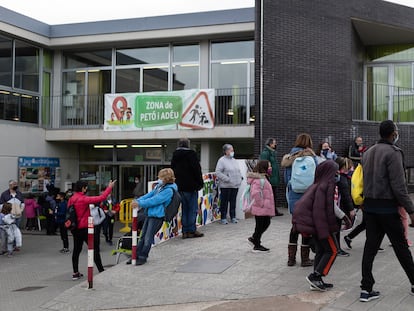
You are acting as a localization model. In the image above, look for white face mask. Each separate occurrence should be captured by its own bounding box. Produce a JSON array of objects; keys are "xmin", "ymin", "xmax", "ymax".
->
[
  {"xmin": 229, "ymin": 151, "xmax": 235, "ymax": 158},
  {"xmin": 393, "ymin": 132, "xmax": 399, "ymax": 144}
]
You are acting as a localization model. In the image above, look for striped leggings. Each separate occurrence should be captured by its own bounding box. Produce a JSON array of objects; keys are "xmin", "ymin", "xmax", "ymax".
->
[{"xmin": 314, "ymin": 234, "xmax": 338, "ymax": 276}]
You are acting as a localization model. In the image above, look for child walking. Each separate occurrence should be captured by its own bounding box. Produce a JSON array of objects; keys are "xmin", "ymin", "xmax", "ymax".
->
[
  {"xmin": 292, "ymin": 160, "xmax": 341, "ymax": 291},
  {"xmin": 1, "ymin": 203, "xmax": 23, "ymax": 257},
  {"xmin": 247, "ymin": 160, "xmax": 275, "ymax": 252}
]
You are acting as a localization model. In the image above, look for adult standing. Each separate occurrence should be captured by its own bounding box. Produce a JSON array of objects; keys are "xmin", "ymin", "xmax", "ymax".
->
[
  {"xmin": 359, "ymin": 120, "xmax": 414, "ymax": 302},
  {"xmin": 215, "ymin": 144, "xmax": 242, "ymax": 224},
  {"xmin": 69, "ymin": 179, "xmax": 116, "ymax": 280},
  {"xmin": 281, "ymin": 133, "xmax": 316, "ymax": 267},
  {"xmin": 260, "ymin": 138, "xmax": 283, "ymax": 216},
  {"xmin": 348, "ymin": 136, "xmax": 367, "ymax": 164},
  {"xmin": 171, "ymin": 138, "xmax": 204, "ymax": 238},
  {"xmin": 0, "ymin": 180, "xmax": 25, "ymax": 228}
]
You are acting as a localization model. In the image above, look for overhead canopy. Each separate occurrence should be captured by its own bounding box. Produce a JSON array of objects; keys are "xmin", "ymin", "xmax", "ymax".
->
[{"xmin": 352, "ymin": 18, "xmax": 414, "ymax": 46}]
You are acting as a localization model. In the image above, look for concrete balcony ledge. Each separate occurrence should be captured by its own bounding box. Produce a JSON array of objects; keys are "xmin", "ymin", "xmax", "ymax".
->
[{"xmin": 44, "ymin": 125, "xmax": 255, "ymax": 142}]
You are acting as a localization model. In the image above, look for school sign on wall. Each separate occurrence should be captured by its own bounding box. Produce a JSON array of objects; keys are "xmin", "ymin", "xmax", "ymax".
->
[{"xmin": 104, "ymin": 89, "xmax": 215, "ymax": 131}]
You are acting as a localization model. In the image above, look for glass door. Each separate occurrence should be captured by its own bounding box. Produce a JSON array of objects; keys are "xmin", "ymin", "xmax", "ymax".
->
[{"xmin": 366, "ymin": 66, "xmax": 389, "ymax": 121}]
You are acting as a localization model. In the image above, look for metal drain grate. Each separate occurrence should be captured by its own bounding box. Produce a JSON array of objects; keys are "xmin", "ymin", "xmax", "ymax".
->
[{"xmin": 13, "ymin": 286, "xmax": 46, "ymax": 292}]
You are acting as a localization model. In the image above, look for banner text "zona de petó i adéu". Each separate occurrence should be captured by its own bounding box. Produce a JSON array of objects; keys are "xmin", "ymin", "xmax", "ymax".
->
[{"xmin": 104, "ymin": 89, "xmax": 215, "ymax": 131}]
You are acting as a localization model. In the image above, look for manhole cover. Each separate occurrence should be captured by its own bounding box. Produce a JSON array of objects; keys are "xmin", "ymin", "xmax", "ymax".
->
[
  {"xmin": 13, "ymin": 286, "xmax": 46, "ymax": 292},
  {"xmin": 176, "ymin": 258, "xmax": 238, "ymax": 274}
]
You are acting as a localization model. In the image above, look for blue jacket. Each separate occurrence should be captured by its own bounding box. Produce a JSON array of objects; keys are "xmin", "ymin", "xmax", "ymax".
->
[
  {"xmin": 136, "ymin": 182, "xmax": 177, "ymax": 218},
  {"xmin": 55, "ymin": 200, "xmax": 67, "ymax": 224}
]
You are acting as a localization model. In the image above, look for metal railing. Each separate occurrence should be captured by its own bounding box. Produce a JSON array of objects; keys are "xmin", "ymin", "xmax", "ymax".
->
[
  {"xmin": 42, "ymin": 87, "xmax": 255, "ymax": 129},
  {"xmin": 352, "ymin": 81, "xmax": 414, "ymax": 122}
]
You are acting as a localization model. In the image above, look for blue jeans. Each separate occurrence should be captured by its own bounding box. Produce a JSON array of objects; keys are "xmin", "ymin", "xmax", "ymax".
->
[
  {"xmin": 136, "ymin": 217, "xmax": 164, "ymax": 261},
  {"xmin": 219, "ymin": 188, "xmax": 238, "ymax": 220},
  {"xmin": 180, "ymin": 191, "xmax": 198, "ymax": 233}
]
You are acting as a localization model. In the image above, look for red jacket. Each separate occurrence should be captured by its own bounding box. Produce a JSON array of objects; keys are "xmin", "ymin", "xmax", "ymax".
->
[{"xmin": 68, "ymin": 186, "xmax": 113, "ymax": 229}]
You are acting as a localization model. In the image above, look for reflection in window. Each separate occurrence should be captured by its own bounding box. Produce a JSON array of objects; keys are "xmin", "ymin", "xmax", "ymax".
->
[
  {"xmin": 64, "ymin": 50, "xmax": 112, "ymax": 69},
  {"xmin": 14, "ymin": 41, "xmax": 40, "ymax": 92},
  {"xmin": 116, "ymin": 47, "xmax": 169, "ymax": 65},
  {"xmin": 173, "ymin": 65, "xmax": 199, "ymax": 90},
  {"xmin": 211, "ymin": 41, "xmax": 254, "ymax": 60},
  {"xmin": 0, "ymin": 35, "xmax": 12, "ymax": 87},
  {"xmin": 211, "ymin": 63, "xmax": 248, "ymax": 89},
  {"xmin": 143, "ymin": 67, "xmax": 169, "ymax": 92},
  {"xmin": 116, "ymin": 68, "xmax": 140, "ymax": 93},
  {"xmin": 0, "ymin": 92, "xmax": 39, "ymax": 124},
  {"xmin": 173, "ymin": 45, "xmax": 199, "ymax": 62}
]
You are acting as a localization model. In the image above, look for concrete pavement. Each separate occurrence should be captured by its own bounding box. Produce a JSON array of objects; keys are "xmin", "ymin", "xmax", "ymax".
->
[{"xmin": 2, "ymin": 206, "xmax": 414, "ymax": 311}]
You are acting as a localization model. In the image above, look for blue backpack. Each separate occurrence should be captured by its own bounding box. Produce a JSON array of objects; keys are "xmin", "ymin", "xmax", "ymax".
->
[{"xmin": 290, "ymin": 156, "xmax": 316, "ymax": 193}]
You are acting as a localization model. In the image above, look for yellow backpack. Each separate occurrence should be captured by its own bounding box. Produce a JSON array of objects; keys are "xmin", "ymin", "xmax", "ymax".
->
[{"xmin": 351, "ymin": 164, "xmax": 364, "ymax": 205}]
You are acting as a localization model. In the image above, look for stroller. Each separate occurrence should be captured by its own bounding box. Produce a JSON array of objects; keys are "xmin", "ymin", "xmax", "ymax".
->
[{"xmin": 112, "ymin": 208, "xmax": 146, "ymax": 264}]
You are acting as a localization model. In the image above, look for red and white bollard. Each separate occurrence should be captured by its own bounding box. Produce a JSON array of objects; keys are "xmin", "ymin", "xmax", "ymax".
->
[
  {"xmin": 131, "ymin": 207, "xmax": 138, "ymax": 265},
  {"xmin": 87, "ymin": 216, "xmax": 94, "ymax": 289}
]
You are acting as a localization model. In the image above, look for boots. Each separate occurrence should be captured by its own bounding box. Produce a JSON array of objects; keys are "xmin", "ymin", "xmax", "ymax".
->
[
  {"xmin": 301, "ymin": 245, "xmax": 314, "ymax": 267},
  {"xmin": 287, "ymin": 243, "xmax": 297, "ymax": 266}
]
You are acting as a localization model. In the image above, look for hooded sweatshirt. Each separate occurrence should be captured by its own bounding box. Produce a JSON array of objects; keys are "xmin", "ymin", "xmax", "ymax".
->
[{"xmin": 292, "ymin": 160, "xmax": 339, "ymax": 239}]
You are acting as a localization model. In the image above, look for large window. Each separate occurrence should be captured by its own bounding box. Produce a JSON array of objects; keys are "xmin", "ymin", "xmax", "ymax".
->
[
  {"xmin": 0, "ymin": 35, "xmax": 42, "ymax": 124},
  {"xmin": 210, "ymin": 40, "xmax": 254, "ymax": 124},
  {"xmin": 0, "ymin": 35, "xmax": 12, "ymax": 87},
  {"xmin": 172, "ymin": 45, "xmax": 199, "ymax": 90},
  {"xmin": 14, "ymin": 41, "xmax": 40, "ymax": 92}
]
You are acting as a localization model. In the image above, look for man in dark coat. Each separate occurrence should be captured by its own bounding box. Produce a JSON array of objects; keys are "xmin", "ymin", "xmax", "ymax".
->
[
  {"xmin": 171, "ymin": 138, "xmax": 204, "ymax": 238},
  {"xmin": 359, "ymin": 120, "xmax": 414, "ymax": 302}
]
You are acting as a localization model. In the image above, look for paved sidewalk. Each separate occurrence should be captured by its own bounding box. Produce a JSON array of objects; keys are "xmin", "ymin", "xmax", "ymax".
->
[{"xmin": 37, "ymin": 208, "xmax": 414, "ymax": 311}]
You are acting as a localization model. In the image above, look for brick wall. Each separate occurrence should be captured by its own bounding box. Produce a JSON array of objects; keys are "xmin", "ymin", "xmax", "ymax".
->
[{"xmin": 255, "ymin": 0, "xmax": 414, "ymax": 207}]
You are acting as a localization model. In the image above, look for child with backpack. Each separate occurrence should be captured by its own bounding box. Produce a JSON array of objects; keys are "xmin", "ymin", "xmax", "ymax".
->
[
  {"xmin": 246, "ymin": 160, "xmax": 275, "ymax": 252},
  {"xmin": 128, "ymin": 168, "xmax": 178, "ymax": 266},
  {"xmin": 292, "ymin": 160, "xmax": 343, "ymax": 291},
  {"xmin": 281, "ymin": 133, "xmax": 317, "ymax": 267}
]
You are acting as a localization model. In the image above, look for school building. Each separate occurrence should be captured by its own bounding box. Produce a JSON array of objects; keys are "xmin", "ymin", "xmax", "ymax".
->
[
  {"xmin": 3, "ymin": 0, "xmax": 414, "ymax": 201},
  {"xmin": 0, "ymin": 6, "xmax": 255, "ymax": 198}
]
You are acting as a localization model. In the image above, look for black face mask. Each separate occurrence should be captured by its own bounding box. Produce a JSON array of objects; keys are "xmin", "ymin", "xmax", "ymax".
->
[{"xmin": 12, "ymin": 186, "xmax": 18, "ymax": 191}]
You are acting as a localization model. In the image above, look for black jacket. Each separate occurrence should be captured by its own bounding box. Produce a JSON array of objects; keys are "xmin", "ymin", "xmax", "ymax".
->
[
  {"xmin": 337, "ymin": 174, "xmax": 354, "ymax": 214},
  {"xmin": 171, "ymin": 148, "xmax": 203, "ymax": 192}
]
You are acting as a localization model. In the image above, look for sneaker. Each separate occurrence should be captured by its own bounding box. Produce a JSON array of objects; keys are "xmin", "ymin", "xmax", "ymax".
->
[
  {"xmin": 7, "ymin": 252, "xmax": 13, "ymax": 258},
  {"xmin": 59, "ymin": 248, "xmax": 66, "ymax": 254},
  {"xmin": 247, "ymin": 237, "xmax": 255, "ymax": 247},
  {"xmin": 337, "ymin": 249, "xmax": 350, "ymax": 257},
  {"xmin": 252, "ymin": 245, "xmax": 270, "ymax": 253},
  {"xmin": 126, "ymin": 259, "xmax": 132, "ymax": 265},
  {"xmin": 360, "ymin": 290, "xmax": 380, "ymax": 302},
  {"xmin": 72, "ymin": 272, "xmax": 84, "ymax": 280},
  {"xmin": 221, "ymin": 219, "xmax": 228, "ymax": 225},
  {"xmin": 231, "ymin": 218, "xmax": 238, "ymax": 224},
  {"xmin": 306, "ymin": 273, "xmax": 326, "ymax": 292},
  {"xmin": 63, "ymin": 248, "xmax": 70, "ymax": 254},
  {"xmin": 310, "ymin": 281, "xmax": 333, "ymax": 291},
  {"xmin": 378, "ymin": 247, "xmax": 385, "ymax": 253},
  {"xmin": 344, "ymin": 236, "xmax": 352, "ymax": 249},
  {"xmin": 136, "ymin": 259, "xmax": 147, "ymax": 266},
  {"xmin": 274, "ymin": 212, "xmax": 284, "ymax": 216}
]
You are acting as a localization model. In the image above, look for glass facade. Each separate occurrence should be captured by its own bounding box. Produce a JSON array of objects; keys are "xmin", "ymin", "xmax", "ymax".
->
[
  {"xmin": 359, "ymin": 45, "xmax": 414, "ymax": 122},
  {"xmin": 0, "ymin": 35, "xmax": 42, "ymax": 124},
  {"xmin": 211, "ymin": 40, "xmax": 254, "ymax": 124}
]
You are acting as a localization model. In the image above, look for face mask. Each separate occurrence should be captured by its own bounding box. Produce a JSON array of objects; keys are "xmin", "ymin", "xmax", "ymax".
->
[
  {"xmin": 12, "ymin": 186, "xmax": 18, "ymax": 191},
  {"xmin": 322, "ymin": 149, "xmax": 329, "ymax": 157},
  {"xmin": 229, "ymin": 151, "xmax": 235, "ymax": 158},
  {"xmin": 267, "ymin": 168, "xmax": 272, "ymax": 176},
  {"xmin": 393, "ymin": 132, "xmax": 399, "ymax": 144}
]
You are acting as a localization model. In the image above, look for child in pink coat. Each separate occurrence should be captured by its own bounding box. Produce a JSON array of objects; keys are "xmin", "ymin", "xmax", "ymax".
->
[
  {"xmin": 24, "ymin": 194, "xmax": 39, "ymax": 231},
  {"xmin": 247, "ymin": 160, "xmax": 275, "ymax": 252}
]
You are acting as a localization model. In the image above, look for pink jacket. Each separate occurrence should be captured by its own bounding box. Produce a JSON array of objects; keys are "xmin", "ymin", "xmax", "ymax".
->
[
  {"xmin": 247, "ymin": 172, "xmax": 275, "ymax": 217},
  {"xmin": 24, "ymin": 198, "xmax": 39, "ymax": 218}
]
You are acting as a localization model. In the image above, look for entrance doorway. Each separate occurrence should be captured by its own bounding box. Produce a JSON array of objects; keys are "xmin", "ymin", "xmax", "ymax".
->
[{"xmin": 119, "ymin": 165, "xmax": 161, "ymax": 200}]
